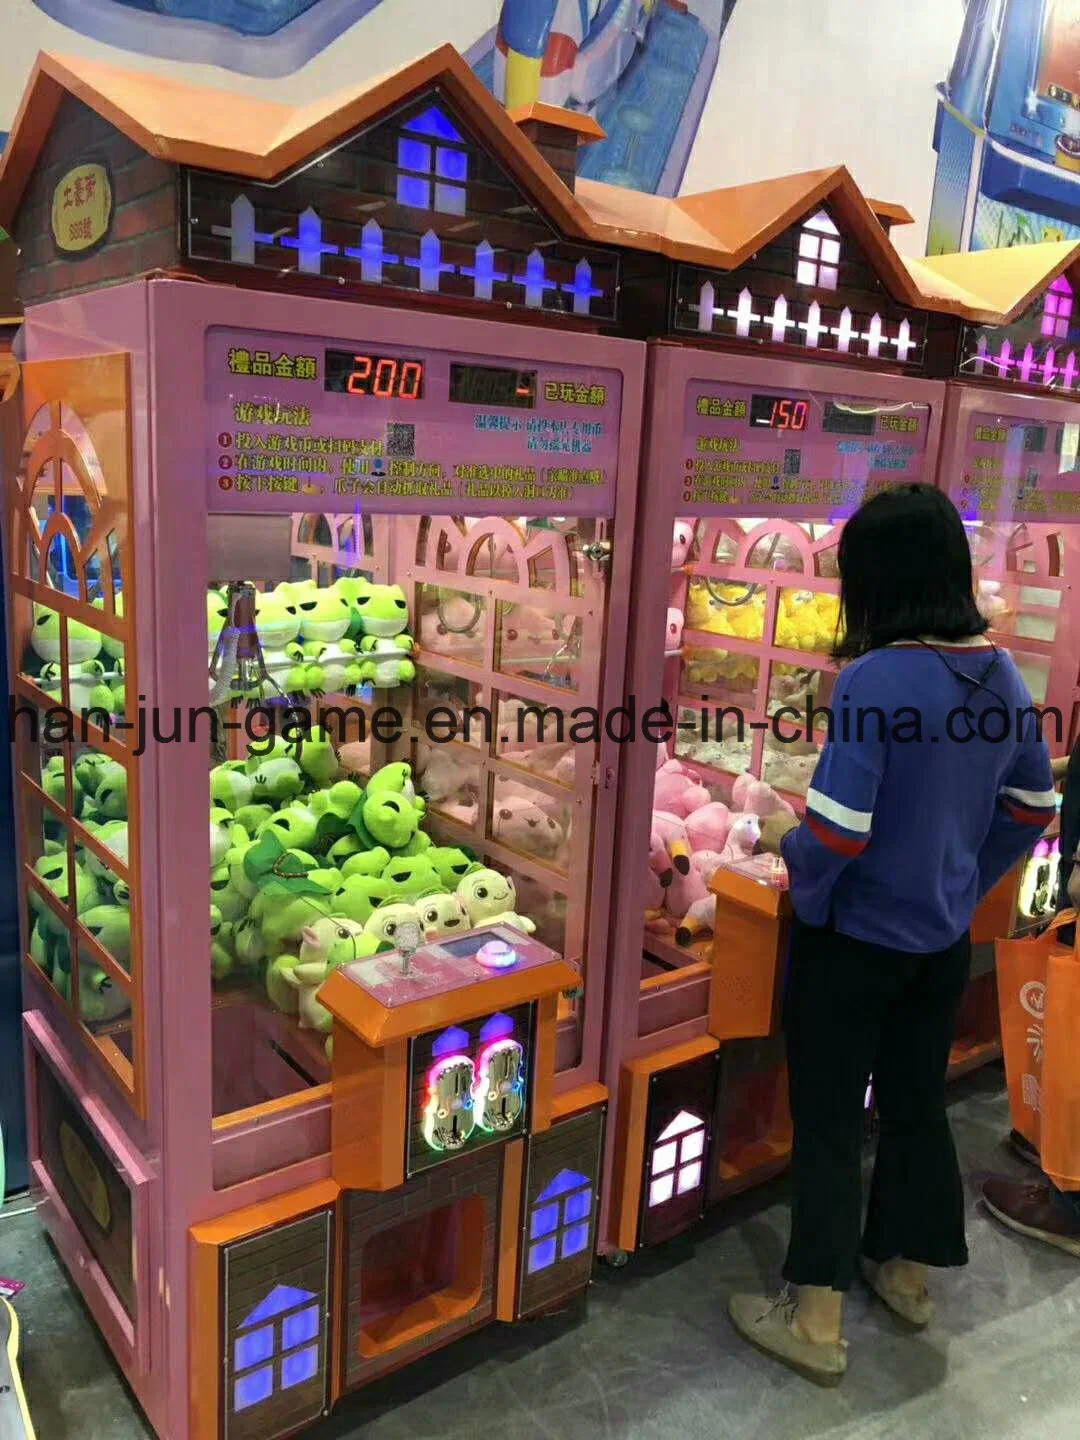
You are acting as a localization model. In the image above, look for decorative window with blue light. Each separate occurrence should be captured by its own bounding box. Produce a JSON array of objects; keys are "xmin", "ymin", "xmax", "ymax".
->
[
  {"xmin": 231, "ymin": 1283, "xmax": 323, "ymax": 1415},
  {"xmin": 527, "ymin": 1168, "xmax": 594, "ymax": 1274},
  {"xmin": 396, "ymin": 105, "xmax": 469, "ymax": 217}
]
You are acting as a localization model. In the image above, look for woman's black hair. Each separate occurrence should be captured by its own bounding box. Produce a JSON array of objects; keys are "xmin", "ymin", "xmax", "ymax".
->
[{"xmin": 833, "ymin": 484, "xmax": 987, "ymax": 660}]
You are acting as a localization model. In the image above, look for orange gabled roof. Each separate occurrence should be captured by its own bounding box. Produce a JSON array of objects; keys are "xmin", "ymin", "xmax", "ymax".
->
[
  {"xmin": 0, "ymin": 46, "xmax": 602, "ymax": 238},
  {"xmin": 905, "ymin": 241, "xmax": 1080, "ymax": 326},
  {"xmin": 577, "ymin": 165, "xmax": 928, "ymax": 308}
]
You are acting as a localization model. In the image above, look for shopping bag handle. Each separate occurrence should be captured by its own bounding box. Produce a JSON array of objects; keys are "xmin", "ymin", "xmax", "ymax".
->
[{"xmin": 1040, "ymin": 909, "xmax": 1078, "ymax": 939}]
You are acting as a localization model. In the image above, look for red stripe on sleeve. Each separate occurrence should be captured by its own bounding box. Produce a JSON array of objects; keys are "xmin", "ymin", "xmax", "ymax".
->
[
  {"xmin": 806, "ymin": 814, "xmax": 869, "ymax": 858},
  {"xmin": 1004, "ymin": 799, "xmax": 1055, "ymax": 827}
]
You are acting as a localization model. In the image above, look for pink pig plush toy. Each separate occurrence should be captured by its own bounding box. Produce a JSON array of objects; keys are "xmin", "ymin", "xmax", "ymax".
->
[
  {"xmin": 671, "ymin": 518, "xmax": 695, "ymax": 569},
  {"xmin": 685, "ymin": 801, "xmax": 732, "ymax": 853},
  {"xmin": 653, "ymin": 761, "xmax": 710, "ymax": 819},
  {"xmin": 665, "ymin": 607, "xmax": 684, "ymax": 653},
  {"xmin": 732, "ymin": 773, "xmax": 795, "ymax": 818}
]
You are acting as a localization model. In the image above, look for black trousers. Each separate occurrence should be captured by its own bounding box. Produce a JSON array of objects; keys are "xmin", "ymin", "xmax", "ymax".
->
[{"xmin": 782, "ymin": 919, "xmax": 971, "ymax": 1291}]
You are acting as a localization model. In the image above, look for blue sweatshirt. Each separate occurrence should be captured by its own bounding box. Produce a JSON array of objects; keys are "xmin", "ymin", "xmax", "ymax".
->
[{"xmin": 780, "ymin": 640, "xmax": 1055, "ymax": 952}]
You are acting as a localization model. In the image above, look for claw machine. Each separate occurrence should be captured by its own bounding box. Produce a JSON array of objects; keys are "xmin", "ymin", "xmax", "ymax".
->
[
  {"xmin": 917, "ymin": 242, "xmax": 1080, "ymax": 1073},
  {"xmin": 596, "ymin": 168, "xmax": 962, "ymax": 1256},
  {"xmin": 0, "ymin": 48, "xmax": 645, "ymax": 1440}
]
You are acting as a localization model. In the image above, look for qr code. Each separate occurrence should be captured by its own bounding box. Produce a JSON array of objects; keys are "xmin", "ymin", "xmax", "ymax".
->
[
  {"xmin": 386, "ymin": 423, "xmax": 415, "ymax": 460},
  {"xmin": 783, "ymin": 448, "xmax": 801, "ymax": 476}
]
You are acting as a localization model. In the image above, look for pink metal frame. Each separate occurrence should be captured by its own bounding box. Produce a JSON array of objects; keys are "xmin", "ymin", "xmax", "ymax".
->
[
  {"xmin": 596, "ymin": 344, "xmax": 948, "ymax": 1249},
  {"xmin": 7, "ymin": 279, "xmax": 644, "ymax": 1440}
]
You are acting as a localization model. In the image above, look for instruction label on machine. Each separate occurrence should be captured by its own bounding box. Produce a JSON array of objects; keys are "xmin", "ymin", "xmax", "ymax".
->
[
  {"xmin": 948, "ymin": 411, "xmax": 1080, "ymax": 523},
  {"xmin": 680, "ymin": 380, "xmax": 932, "ymax": 518},
  {"xmin": 205, "ymin": 327, "xmax": 622, "ymax": 515}
]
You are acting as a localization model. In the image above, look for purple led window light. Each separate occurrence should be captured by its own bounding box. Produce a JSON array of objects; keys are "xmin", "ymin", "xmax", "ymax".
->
[
  {"xmin": 435, "ymin": 184, "xmax": 467, "ymax": 216},
  {"xmin": 281, "ymin": 1345, "xmax": 319, "ymax": 1390},
  {"xmin": 437, "ymin": 147, "xmax": 469, "ymax": 182},
  {"xmin": 563, "ymin": 1187, "xmax": 592, "ymax": 1225},
  {"xmin": 536, "ymin": 1169, "xmax": 589, "ymax": 1202},
  {"xmin": 279, "ymin": 206, "xmax": 338, "ymax": 275},
  {"xmin": 530, "ymin": 1202, "xmax": 560, "ymax": 1239},
  {"xmin": 234, "ymin": 1325, "xmax": 274, "ymax": 1371},
  {"xmin": 396, "ymin": 124, "xmax": 468, "ymax": 215},
  {"xmin": 397, "ymin": 173, "xmax": 430, "ymax": 209},
  {"xmin": 281, "ymin": 1304, "xmax": 320, "ymax": 1350},
  {"xmin": 399, "ymin": 137, "xmax": 431, "ymax": 173},
  {"xmin": 233, "ymin": 1365, "xmax": 274, "ymax": 1413},
  {"xmin": 560, "ymin": 1222, "xmax": 590, "ymax": 1259},
  {"xmin": 241, "ymin": 1285, "xmax": 316, "ymax": 1326},
  {"xmin": 527, "ymin": 1236, "xmax": 558, "ymax": 1273},
  {"xmin": 404, "ymin": 105, "xmax": 464, "ymax": 142},
  {"xmin": 1043, "ymin": 277, "xmax": 1073, "ymax": 340}
]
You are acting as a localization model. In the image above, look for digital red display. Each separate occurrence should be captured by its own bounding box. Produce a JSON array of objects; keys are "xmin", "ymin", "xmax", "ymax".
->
[
  {"xmin": 750, "ymin": 393, "xmax": 810, "ymax": 431},
  {"xmin": 325, "ymin": 349, "xmax": 424, "ymax": 399}
]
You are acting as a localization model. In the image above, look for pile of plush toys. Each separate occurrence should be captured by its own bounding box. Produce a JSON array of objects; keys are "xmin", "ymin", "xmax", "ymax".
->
[
  {"xmin": 23, "ymin": 599, "xmax": 126, "ymax": 718},
  {"xmin": 207, "ymin": 732, "xmax": 538, "ymax": 1053},
  {"xmin": 417, "ymin": 590, "xmax": 580, "ymax": 690},
  {"xmin": 30, "ymin": 749, "xmax": 133, "ymax": 1026},
  {"xmin": 207, "ymin": 575, "xmax": 417, "ymax": 701},
  {"xmin": 647, "ymin": 748, "xmax": 792, "ymax": 951}
]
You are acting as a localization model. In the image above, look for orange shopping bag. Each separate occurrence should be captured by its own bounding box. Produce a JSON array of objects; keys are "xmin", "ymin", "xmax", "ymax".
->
[
  {"xmin": 1039, "ymin": 940, "xmax": 1080, "ymax": 1192},
  {"xmin": 995, "ymin": 911, "xmax": 1075, "ymax": 1151}
]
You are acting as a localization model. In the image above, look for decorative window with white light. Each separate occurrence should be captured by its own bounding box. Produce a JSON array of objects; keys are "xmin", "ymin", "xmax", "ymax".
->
[
  {"xmin": 796, "ymin": 211, "xmax": 841, "ymax": 291},
  {"xmin": 527, "ymin": 1168, "xmax": 594, "ymax": 1273},
  {"xmin": 1042, "ymin": 276, "xmax": 1074, "ymax": 340},
  {"xmin": 396, "ymin": 105, "xmax": 469, "ymax": 216},
  {"xmin": 648, "ymin": 1110, "xmax": 706, "ymax": 1207}
]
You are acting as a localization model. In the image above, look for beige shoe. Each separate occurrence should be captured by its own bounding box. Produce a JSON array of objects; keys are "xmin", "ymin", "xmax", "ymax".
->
[
  {"xmin": 728, "ymin": 1290, "xmax": 848, "ymax": 1387},
  {"xmin": 861, "ymin": 1259, "xmax": 935, "ymax": 1328}
]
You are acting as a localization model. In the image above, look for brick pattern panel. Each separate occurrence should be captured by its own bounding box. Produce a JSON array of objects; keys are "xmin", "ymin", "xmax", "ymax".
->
[
  {"xmin": 221, "ymin": 1209, "xmax": 333, "ymax": 1440},
  {"xmin": 344, "ymin": 1149, "xmax": 500, "ymax": 1392},
  {"xmin": 518, "ymin": 1105, "xmax": 604, "ymax": 1318},
  {"xmin": 14, "ymin": 94, "xmax": 178, "ymax": 306}
]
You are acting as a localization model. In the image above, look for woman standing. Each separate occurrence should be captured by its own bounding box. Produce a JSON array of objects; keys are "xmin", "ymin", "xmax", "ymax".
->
[{"xmin": 729, "ymin": 485, "xmax": 1055, "ymax": 1385}]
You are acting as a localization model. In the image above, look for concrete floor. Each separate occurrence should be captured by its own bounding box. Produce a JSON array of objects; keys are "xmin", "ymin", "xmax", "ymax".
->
[{"xmin": 2, "ymin": 1068, "xmax": 1080, "ymax": 1440}]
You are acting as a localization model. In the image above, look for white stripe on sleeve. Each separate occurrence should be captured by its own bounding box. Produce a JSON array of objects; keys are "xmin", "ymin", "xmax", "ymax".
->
[
  {"xmin": 1002, "ymin": 786, "xmax": 1057, "ymax": 809},
  {"xmin": 806, "ymin": 787, "xmax": 874, "ymax": 834}
]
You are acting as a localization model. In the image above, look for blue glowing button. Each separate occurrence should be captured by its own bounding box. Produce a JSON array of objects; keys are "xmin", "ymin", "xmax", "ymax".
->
[{"xmin": 476, "ymin": 939, "xmax": 518, "ymax": 971}]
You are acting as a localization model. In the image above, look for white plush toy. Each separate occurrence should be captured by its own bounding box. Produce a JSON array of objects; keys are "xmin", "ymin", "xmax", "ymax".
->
[
  {"xmin": 492, "ymin": 795, "xmax": 565, "ymax": 859},
  {"xmin": 456, "ymin": 868, "xmax": 536, "ymax": 935}
]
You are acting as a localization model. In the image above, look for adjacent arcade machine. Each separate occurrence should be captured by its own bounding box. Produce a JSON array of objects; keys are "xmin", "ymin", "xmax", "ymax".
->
[
  {"xmin": 596, "ymin": 168, "xmax": 1017, "ymax": 1258},
  {"xmin": 929, "ymin": 0, "xmax": 1080, "ymax": 255},
  {"xmin": 914, "ymin": 240, "xmax": 1080, "ymax": 1056},
  {"xmin": 0, "ymin": 49, "xmax": 645, "ymax": 1440}
]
